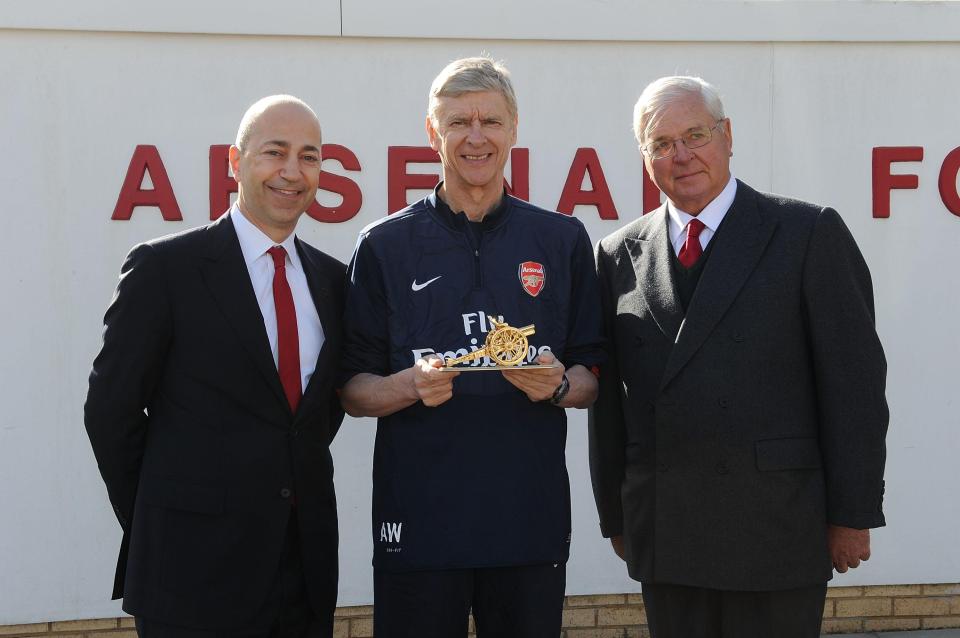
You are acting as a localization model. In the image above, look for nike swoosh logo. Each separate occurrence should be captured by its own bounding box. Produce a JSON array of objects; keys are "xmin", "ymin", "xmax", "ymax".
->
[{"xmin": 411, "ymin": 275, "xmax": 442, "ymax": 292}]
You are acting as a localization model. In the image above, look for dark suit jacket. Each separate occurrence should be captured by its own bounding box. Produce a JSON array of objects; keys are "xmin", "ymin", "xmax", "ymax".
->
[
  {"xmin": 589, "ymin": 180, "xmax": 887, "ymax": 591},
  {"xmin": 84, "ymin": 213, "xmax": 346, "ymax": 627}
]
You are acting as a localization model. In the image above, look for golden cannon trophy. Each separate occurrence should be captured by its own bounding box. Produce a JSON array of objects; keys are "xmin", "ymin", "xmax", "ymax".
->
[{"xmin": 442, "ymin": 317, "xmax": 551, "ymax": 370}]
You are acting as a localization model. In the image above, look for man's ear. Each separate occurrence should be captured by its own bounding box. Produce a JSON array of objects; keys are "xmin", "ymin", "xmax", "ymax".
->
[
  {"xmin": 426, "ymin": 116, "xmax": 440, "ymax": 151},
  {"xmin": 723, "ymin": 118, "xmax": 733, "ymax": 156},
  {"xmin": 228, "ymin": 145, "xmax": 243, "ymax": 184}
]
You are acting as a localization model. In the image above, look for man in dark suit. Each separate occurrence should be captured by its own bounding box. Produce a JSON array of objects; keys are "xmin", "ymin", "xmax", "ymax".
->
[
  {"xmin": 590, "ymin": 76, "xmax": 888, "ymax": 638},
  {"xmin": 85, "ymin": 95, "xmax": 346, "ymax": 638}
]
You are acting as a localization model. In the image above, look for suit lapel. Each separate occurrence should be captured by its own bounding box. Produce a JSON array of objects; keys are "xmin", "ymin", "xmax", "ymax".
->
[
  {"xmin": 660, "ymin": 181, "xmax": 777, "ymax": 391},
  {"xmin": 295, "ymin": 239, "xmax": 339, "ymax": 422},
  {"xmin": 201, "ymin": 215, "xmax": 291, "ymax": 416},
  {"xmin": 624, "ymin": 206, "xmax": 684, "ymax": 342}
]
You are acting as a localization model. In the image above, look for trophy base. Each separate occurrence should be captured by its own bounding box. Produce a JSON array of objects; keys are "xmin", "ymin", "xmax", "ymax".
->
[{"xmin": 439, "ymin": 363, "xmax": 559, "ymax": 372}]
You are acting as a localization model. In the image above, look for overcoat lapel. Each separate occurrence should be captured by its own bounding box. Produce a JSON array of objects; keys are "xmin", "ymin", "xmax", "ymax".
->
[
  {"xmin": 660, "ymin": 182, "xmax": 777, "ymax": 391},
  {"xmin": 200, "ymin": 215, "xmax": 291, "ymax": 416},
  {"xmin": 295, "ymin": 239, "xmax": 339, "ymax": 423},
  {"xmin": 624, "ymin": 206, "xmax": 684, "ymax": 342}
]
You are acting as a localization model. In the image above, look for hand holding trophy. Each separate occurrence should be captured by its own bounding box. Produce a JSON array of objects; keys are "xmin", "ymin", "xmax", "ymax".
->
[{"xmin": 439, "ymin": 314, "xmax": 564, "ymax": 402}]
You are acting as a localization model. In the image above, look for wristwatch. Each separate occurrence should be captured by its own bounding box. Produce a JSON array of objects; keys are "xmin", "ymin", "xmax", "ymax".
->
[{"xmin": 548, "ymin": 374, "xmax": 570, "ymax": 406}]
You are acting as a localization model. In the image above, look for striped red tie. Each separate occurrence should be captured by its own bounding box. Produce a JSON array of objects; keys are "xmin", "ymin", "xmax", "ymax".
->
[{"xmin": 267, "ymin": 246, "xmax": 301, "ymax": 413}]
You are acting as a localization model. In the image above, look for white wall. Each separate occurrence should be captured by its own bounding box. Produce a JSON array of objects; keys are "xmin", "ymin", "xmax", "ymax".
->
[{"xmin": 1, "ymin": 1, "xmax": 958, "ymax": 624}]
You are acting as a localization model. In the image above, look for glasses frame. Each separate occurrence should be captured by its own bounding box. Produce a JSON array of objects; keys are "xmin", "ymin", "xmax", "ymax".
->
[{"xmin": 641, "ymin": 119, "xmax": 727, "ymax": 160}]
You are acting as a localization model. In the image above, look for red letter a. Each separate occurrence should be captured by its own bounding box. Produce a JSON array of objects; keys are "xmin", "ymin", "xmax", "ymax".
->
[
  {"xmin": 556, "ymin": 148, "xmax": 619, "ymax": 220},
  {"xmin": 112, "ymin": 145, "xmax": 183, "ymax": 221}
]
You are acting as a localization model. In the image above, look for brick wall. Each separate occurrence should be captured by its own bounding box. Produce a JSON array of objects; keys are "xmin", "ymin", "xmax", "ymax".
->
[
  {"xmin": 821, "ymin": 584, "xmax": 960, "ymax": 634},
  {"xmin": 2, "ymin": 584, "xmax": 958, "ymax": 637}
]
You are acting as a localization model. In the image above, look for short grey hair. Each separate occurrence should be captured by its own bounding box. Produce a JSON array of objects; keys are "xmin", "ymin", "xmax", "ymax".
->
[
  {"xmin": 428, "ymin": 56, "xmax": 518, "ymax": 123},
  {"xmin": 235, "ymin": 94, "xmax": 320, "ymax": 151},
  {"xmin": 632, "ymin": 76, "xmax": 725, "ymax": 144}
]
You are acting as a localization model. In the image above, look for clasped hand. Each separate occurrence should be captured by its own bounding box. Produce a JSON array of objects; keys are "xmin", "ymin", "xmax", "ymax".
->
[{"xmin": 828, "ymin": 525, "xmax": 871, "ymax": 573}]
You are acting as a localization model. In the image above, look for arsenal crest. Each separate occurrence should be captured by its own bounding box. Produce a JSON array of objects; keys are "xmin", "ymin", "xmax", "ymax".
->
[{"xmin": 518, "ymin": 261, "xmax": 546, "ymax": 297}]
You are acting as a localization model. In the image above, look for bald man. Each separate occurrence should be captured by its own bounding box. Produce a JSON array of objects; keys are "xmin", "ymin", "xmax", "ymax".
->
[{"xmin": 85, "ymin": 95, "xmax": 346, "ymax": 637}]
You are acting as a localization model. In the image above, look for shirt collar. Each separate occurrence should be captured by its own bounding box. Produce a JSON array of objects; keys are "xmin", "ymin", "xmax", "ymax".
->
[
  {"xmin": 667, "ymin": 175, "xmax": 738, "ymax": 235},
  {"xmin": 230, "ymin": 205, "xmax": 302, "ymax": 271}
]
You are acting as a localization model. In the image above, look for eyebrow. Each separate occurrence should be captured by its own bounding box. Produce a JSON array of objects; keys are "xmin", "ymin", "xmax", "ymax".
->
[
  {"xmin": 652, "ymin": 125, "xmax": 709, "ymax": 140},
  {"xmin": 445, "ymin": 112, "xmax": 502, "ymax": 123},
  {"xmin": 261, "ymin": 140, "xmax": 320, "ymax": 153}
]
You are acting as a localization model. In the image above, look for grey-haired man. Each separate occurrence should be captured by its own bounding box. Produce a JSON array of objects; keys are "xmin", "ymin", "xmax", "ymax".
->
[{"xmin": 590, "ymin": 76, "xmax": 888, "ymax": 638}]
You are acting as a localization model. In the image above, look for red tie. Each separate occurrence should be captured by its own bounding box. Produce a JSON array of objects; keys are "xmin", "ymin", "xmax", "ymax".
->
[
  {"xmin": 267, "ymin": 246, "xmax": 301, "ymax": 413},
  {"xmin": 678, "ymin": 219, "xmax": 706, "ymax": 268}
]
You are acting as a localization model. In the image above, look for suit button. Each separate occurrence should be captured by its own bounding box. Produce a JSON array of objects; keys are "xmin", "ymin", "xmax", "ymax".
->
[
  {"xmin": 280, "ymin": 488, "xmax": 292, "ymax": 499},
  {"xmin": 715, "ymin": 462, "xmax": 729, "ymax": 474},
  {"xmin": 657, "ymin": 463, "xmax": 669, "ymax": 473},
  {"xmin": 718, "ymin": 397, "xmax": 729, "ymax": 409}
]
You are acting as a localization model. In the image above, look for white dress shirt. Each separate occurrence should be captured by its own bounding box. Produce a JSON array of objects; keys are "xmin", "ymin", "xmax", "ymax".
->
[
  {"xmin": 230, "ymin": 206, "xmax": 325, "ymax": 393},
  {"xmin": 667, "ymin": 175, "xmax": 738, "ymax": 256}
]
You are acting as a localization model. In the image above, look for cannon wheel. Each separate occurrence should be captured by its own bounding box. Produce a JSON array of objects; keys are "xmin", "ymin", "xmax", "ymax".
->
[{"xmin": 486, "ymin": 326, "xmax": 529, "ymax": 366}]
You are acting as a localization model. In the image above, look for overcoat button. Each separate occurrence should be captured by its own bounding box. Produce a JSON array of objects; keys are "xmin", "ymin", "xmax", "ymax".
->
[{"xmin": 280, "ymin": 488, "xmax": 292, "ymax": 499}]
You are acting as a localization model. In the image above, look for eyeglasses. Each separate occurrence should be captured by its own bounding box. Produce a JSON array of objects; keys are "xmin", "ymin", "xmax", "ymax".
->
[{"xmin": 641, "ymin": 120, "xmax": 726, "ymax": 160}]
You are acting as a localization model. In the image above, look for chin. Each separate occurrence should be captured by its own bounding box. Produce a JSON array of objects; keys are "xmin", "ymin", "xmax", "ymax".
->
[
  {"xmin": 468, "ymin": 172, "xmax": 502, "ymax": 188},
  {"xmin": 269, "ymin": 208, "xmax": 304, "ymax": 224}
]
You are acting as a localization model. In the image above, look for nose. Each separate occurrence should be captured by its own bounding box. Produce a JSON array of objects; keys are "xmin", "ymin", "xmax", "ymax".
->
[
  {"xmin": 467, "ymin": 120, "xmax": 485, "ymax": 145},
  {"xmin": 279, "ymin": 154, "xmax": 300, "ymax": 180},
  {"xmin": 673, "ymin": 140, "xmax": 694, "ymax": 162}
]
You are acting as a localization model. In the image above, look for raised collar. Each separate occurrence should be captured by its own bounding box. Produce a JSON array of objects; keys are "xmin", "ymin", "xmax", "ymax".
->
[{"xmin": 427, "ymin": 182, "xmax": 511, "ymax": 233}]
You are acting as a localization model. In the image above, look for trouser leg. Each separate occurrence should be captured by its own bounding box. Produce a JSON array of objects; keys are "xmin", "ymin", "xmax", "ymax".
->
[
  {"xmin": 373, "ymin": 568, "xmax": 473, "ymax": 638},
  {"xmin": 641, "ymin": 582, "xmax": 722, "ymax": 638},
  {"xmin": 472, "ymin": 563, "xmax": 566, "ymax": 638},
  {"xmin": 719, "ymin": 582, "xmax": 827, "ymax": 638},
  {"xmin": 641, "ymin": 581, "xmax": 828, "ymax": 638}
]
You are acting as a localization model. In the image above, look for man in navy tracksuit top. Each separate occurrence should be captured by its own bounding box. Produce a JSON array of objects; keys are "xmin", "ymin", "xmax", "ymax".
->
[{"xmin": 340, "ymin": 57, "xmax": 604, "ymax": 637}]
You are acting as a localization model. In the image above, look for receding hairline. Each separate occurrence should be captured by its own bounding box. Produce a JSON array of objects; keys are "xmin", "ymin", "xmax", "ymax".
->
[
  {"xmin": 234, "ymin": 94, "xmax": 321, "ymax": 151},
  {"xmin": 632, "ymin": 76, "xmax": 725, "ymax": 144}
]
